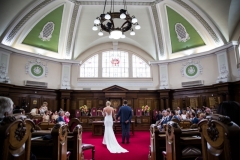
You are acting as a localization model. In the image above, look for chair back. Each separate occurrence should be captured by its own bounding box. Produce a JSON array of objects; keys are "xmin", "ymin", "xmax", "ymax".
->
[
  {"xmin": 51, "ymin": 123, "xmax": 68, "ymax": 160},
  {"xmin": 91, "ymin": 107, "xmax": 97, "ymax": 116},
  {"xmin": 198, "ymin": 114, "xmax": 240, "ymax": 160},
  {"xmin": 75, "ymin": 110, "xmax": 81, "ymax": 118},
  {"xmin": 136, "ymin": 108, "xmax": 142, "ymax": 116},
  {"xmin": 153, "ymin": 109, "xmax": 159, "ymax": 120},
  {"xmin": 68, "ymin": 118, "xmax": 81, "ymax": 132},
  {"xmin": 166, "ymin": 121, "xmax": 182, "ymax": 160},
  {"xmin": 68, "ymin": 125, "xmax": 83, "ymax": 160},
  {"xmin": 179, "ymin": 120, "xmax": 191, "ymax": 129},
  {"xmin": 0, "ymin": 116, "xmax": 35, "ymax": 160}
]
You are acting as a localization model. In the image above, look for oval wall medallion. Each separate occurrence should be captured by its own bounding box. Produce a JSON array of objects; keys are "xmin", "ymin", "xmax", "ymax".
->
[{"xmin": 181, "ymin": 59, "xmax": 203, "ymax": 78}]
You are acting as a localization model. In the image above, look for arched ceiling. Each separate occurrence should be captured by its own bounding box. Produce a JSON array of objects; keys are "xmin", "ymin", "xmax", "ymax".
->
[{"xmin": 0, "ymin": 0, "xmax": 239, "ymax": 61}]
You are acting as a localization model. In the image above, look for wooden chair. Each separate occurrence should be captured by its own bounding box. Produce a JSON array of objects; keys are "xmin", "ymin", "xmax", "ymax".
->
[
  {"xmin": 0, "ymin": 116, "xmax": 35, "ymax": 160},
  {"xmin": 68, "ymin": 124, "xmax": 83, "ymax": 160},
  {"xmin": 91, "ymin": 107, "xmax": 97, "ymax": 116},
  {"xmin": 68, "ymin": 118, "xmax": 95, "ymax": 160},
  {"xmin": 31, "ymin": 123, "xmax": 69, "ymax": 160},
  {"xmin": 75, "ymin": 109, "xmax": 81, "ymax": 118},
  {"xmin": 198, "ymin": 114, "xmax": 240, "ymax": 160},
  {"xmin": 165, "ymin": 121, "xmax": 201, "ymax": 160}
]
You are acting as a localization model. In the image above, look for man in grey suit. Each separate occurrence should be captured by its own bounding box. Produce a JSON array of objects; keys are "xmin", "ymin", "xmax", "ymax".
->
[{"xmin": 116, "ymin": 100, "xmax": 132, "ymax": 144}]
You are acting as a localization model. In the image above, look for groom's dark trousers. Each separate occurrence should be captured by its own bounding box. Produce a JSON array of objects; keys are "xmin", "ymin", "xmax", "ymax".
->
[{"xmin": 121, "ymin": 122, "xmax": 130, "ymax": 143}]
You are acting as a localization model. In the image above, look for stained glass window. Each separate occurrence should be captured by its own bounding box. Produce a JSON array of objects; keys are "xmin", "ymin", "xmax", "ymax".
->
[
  {"xmin": 80, "ymin": 54, "xmax": 98, "ymax": 77},
  {"xmin": 102, "ymin": 51, "xmax": 129, "ymax": 77},
  {"xmin": 132, "ymin": 54, "xmax": 150, "ymax": 77}
]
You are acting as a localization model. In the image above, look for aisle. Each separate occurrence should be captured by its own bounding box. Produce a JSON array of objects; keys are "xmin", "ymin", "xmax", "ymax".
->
[{"xmin": 82, "ymin": 131, "xmax": 150, "ymax": 160}]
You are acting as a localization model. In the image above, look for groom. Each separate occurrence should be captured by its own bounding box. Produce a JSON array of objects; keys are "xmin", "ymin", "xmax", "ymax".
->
[{"xmin": 116, "ymin": 100, "xmax": 132, "ymax": 144}]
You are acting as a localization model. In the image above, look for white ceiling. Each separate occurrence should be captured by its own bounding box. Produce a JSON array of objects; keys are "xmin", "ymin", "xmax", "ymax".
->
[{"xmin": 0, "ymin": 0, "xmax": 239, "ymax": 60}]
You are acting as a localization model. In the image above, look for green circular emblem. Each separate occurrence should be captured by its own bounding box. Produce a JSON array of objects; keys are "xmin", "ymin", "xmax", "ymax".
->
[
  {"xmin": 186, "ymin": 65, "xmax": 198, "ymax": 77},
  {"xmin": 31, "ymin": 65, "xmax": 44, "ymax": 77}
]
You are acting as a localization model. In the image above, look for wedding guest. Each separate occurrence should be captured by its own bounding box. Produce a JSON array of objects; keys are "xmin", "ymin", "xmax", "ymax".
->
[
  {"xmin": 198, "ymin": 113, "xmax": 206, "ymax": 121},
  {"xmin": 170, "ymin": 110, "xmax": 180, "ymax": 121},
  {"xmin": 186, "ymin": 112, "xmax": 191, "ymax": 119},
  {"xmin": 56, "ymin": 111, "xmax": 65, "ymax": 123},
  {"xmin": 176, "ymin": 107, "xmax": 182, "ymax": 115},
  {"xmin": 156, "ymin": 111, "xmax": 163, "ymax": 121},
  {"xmin": 42, "ymin": 110, "xmax": 50, "ymax": 122},
  {"xmin": 30, "ymin": 107, "xmax": 39, "ymax": 115},
  {"xmin": 191, "ymin": 112, "xmax": 199, "ymax": 124},
  {"xmin": 0, "ymin": 96, "xmax": 14, "ymax": 121},
  {"xmin": 51, "ymin": 111, "xmax": 59, "ymax": 121},
  {"xmin": 217, "ymin": 101, "xmax": 240, "ymax": 126},
  {"xmin": 181, "ymin": 110, "xmax": 187, "ymax": 120},
  {"xmin": 39, "ymin": 102, "xmax": 48, "ymax": 115},
  {"xmin": 64, "ymin": 111, "xmax": 70, "ymax": 124}
]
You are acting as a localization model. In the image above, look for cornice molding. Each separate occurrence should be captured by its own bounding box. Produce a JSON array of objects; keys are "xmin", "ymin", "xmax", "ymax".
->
[
  {"xmin": 0, "ymin": 44, "xmax": 81, "ymax": 64},
  {"xmin": 149, "ymin": 42, "xmax": 237, "ymax": 65}
]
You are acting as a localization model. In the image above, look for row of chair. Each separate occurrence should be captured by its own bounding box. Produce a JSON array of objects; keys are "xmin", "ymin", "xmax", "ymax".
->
[
  {"xmin": 0, "ymin": 116, "xmax": 95, "ymax": 160},
  {"xmin": 149, "ymin": 114, "xmax": 240, "ymax": 160}
]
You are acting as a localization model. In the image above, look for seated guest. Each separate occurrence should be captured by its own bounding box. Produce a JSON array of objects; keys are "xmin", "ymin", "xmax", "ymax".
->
[
  {"xmin": 176, "ymin": 106, "xmax": 182, "ymax": 115},
  {"xmin": 181, "ymin": 110, "xmax": 187, "ymax": 120},
  {"xmin": 56, "ymin": 111, "xmax": 65, "ymax": 123},
  {"xmin": 39, "ymin": 102, "xmax": 48, "ymax": 115},
  {"xmin": 217, "ymin": 101, "xmax": 240, "ymax": 126},
  {"xmin": 156, "ymin": 111, "xmax": 163, "ymax": 121},
  {"xmin": 30, "ymin": 107, "xmax": 39, "ymax": 115},
  {"xmin": 190, "ymin": 112, "xmax": 199, "ymax": 124},
  {"xmin": 0, "ymin": 96, "xmax": 14, "ymax": 121},
  {"xmin": 42, "ymin": 110, "xmax": 50, "ymax": 122},
  {"xmin": 51, "ymin": 111, "xmax": 59, "ymax": 121},
  {"xmin": 64, "ymin": 111, "xmax": 70, "ymax": 124},
  {"xmin": 198, "ymin": 113, "xmax": 206, "ymax": 121},
  {"xmin": 205, "ymin": 107, "xmax": 212, "ymax": 115},
  {"xmin": 170, "ymin": 110, "xmax": 180, "ymax": 121}
]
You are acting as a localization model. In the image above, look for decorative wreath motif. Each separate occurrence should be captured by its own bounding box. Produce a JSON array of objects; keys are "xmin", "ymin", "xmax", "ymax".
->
[
  {"xmin": 175, "ymin": 23, "xmax": 190, "ymax": 42},
  {"xmin": 25, "ymin": 59, "xmax": 48, "ymax": 79},
  {"xmin": 39, "ymin": 22, "xmax": 55, "ymax": 41},
  {"xmin": 181, "ymin": 59, "xmax": 203, "ymax": 78},
  {"xmin": 207, "ymin": 120, "xmax": 219, "ymax": 142},
  {"xmin": 15, "ymin": 122, "xmax": 26, "ymax": 141}
]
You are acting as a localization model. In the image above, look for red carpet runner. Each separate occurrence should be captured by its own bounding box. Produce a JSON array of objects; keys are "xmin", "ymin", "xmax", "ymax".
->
[{"xmin": 82, "ymin": 131, "xmax": 150, "ymax": 160}]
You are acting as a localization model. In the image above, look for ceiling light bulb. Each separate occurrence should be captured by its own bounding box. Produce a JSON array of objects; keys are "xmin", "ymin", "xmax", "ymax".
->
[
  {"xmin": 92, "ymin": 25, "xmax": 98, "ymax": 31},
  {"xmin": 135, "ymin": 24, "xmax": 141, "ymax": 30},
  {"xmin": 105, "ymin": 14, "xmax": 111, "ymax": 20},
  {"xmin": 98, "ymin": 31, "xmax": 103, "ymax": 36},
  {"xmin": 130, "ymin": 30, "xmax": 135, "ymax": 36},
  {"xmin": 110, "ymin": 30, "xmax": 122, "ymax": 39},
  {"xmin": 132, "ymin": 16, "xmax": 137, "ymax": 23},
  {"xmin": 121, "ymin": 34, "xmax": 126, "ymax": 38},
  {"xmin": 120, "ymin": 13, "xmax": 126, "ymax": 19},
  {"xmin": 94, "ymin": 18, "xmax": 100, "ymax": 25}
]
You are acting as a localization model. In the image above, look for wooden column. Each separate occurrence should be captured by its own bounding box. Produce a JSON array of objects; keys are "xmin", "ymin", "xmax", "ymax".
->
[{"xmin": 158, "ymin": 89, "xmax": 172, "ymax": 110}]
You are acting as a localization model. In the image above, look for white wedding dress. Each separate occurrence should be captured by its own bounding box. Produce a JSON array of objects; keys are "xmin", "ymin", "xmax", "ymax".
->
[{"xmin": 102, "ymin": 111, "xmax": 128, "ymax": 153}]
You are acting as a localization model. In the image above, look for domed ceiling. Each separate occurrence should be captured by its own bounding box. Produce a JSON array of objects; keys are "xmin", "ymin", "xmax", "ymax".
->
[{"xmin": 0, "ymin": 0, "xmax": 239, "ymax": 61}]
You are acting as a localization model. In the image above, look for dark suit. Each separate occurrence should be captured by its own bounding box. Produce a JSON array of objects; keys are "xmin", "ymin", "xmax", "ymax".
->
[{"xmin": 116, "ymin": 105, "xmax": 132, "ymax": 143}]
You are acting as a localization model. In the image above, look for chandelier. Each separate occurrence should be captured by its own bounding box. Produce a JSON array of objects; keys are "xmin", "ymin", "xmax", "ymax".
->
[{"xmin": 92, "ymin": 0, "xmax": 140, "ymax": 39}]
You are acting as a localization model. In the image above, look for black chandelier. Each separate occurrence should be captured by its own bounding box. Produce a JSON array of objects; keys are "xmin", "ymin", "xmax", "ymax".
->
[{"xmin": 92, "ymin": 0, "xmax": 140, "ymax": 39}]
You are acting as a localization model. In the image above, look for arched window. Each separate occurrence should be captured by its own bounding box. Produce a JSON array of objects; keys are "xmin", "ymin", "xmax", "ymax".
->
[
  {"xmin": 102, "ymin": 51, "xmax": 129, "ymax": 77},
  {"xmin": 80, "ymin": 54, "xmax": 98, "ymax": 77},
  {"xmin": 132, "ymin": 54, "xmax": 150, "ymax": 77}
]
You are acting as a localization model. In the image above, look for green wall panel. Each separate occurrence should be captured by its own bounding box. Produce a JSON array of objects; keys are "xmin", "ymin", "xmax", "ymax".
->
[
  {"xmin": 167, "ymin": 6, "xmax": 205, "ymax": 53},
  {"xmin": 22, "ymin": 5, "xmax": 64, "ymax": 52}
]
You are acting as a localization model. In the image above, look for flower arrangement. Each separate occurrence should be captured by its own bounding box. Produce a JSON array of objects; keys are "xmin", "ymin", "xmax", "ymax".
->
[
  {"xmin": 79, "ymin": 105, "xmax": 88, "ymax": 113},
  {"xmin": 142, "ymin": 105, "xmax": 151, "ymax": 112}
]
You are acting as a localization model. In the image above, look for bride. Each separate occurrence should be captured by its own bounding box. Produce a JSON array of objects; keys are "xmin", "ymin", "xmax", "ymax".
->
[{"xmin": 102, "ymin": 101, "xmax": 128, "ymax": 153}]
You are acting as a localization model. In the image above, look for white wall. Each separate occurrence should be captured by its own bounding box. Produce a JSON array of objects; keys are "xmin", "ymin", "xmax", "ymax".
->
[{"xmin": 8, "ymin": 54, "xmax": 62, "ymax": 89}]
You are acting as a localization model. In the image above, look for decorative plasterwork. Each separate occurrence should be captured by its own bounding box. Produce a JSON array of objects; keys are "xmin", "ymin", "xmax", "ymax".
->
[
  {"xmin": 216, "ymin": 50, "xmax": 231, "ymax": 83},
  {"xmin": 0, "ymin": 52, "xmax": 11, "ymax": 83},
  {"xmin": 181, "ymin": 59, "xmax": 203, "ymax": 79},
  {"xmin": 175, "ymin": 23, "xmax": 190, "ymax": 42},
  {"xmin": 39, "ymin": 22, "xmax": 55, "ymax": 41},
  {"xmin": 25, "ymin": 59, "xmax": 48, "ymax": 79},
  {"xmin": 151, "ymin": 4, "xmax": 165, "ymax": 57},
  {"xmin": 61, "ymin": 64, "xmax": 71, "ymax": 89},
  {"xmin": 173, "ymin": 0, "xmax": 221, "ymax": 44},
  {"xmin": 159, "ymin": 64, "xmax": 169, "ymax": 89},
  {"xmin": 2, "ymin": 0, "xmax": 56, "ymax": 46},
  {"xmin": 65, "ymin": 1, "xmax": 81, "ymax": 58}
]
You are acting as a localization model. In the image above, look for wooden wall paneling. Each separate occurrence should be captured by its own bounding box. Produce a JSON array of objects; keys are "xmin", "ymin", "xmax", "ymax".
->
[
  {"xmin": 139, "ymin": 99, "xmax": 145, "ymax": 109},
  {"xmin": 153, "ymin": 100, "xmax": 159, "ymax": 110},
  {"xmin": 86, "ymin": 100, "xmax": 92, "ymax": 109},
  {"xmin": 29, "ymin": 96, "xmax": 40, "ymax": 111},
  {"xmin": 146, "ymin": 99, "xmax": 152, "ymax": 108},
  {"xmin": 78, "ymin": 99, "xmax": 85, "ymax": 108}
]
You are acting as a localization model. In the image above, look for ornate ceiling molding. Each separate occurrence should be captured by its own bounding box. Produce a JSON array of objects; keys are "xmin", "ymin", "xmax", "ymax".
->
[
  {"xmin": 2, "ymin": 0, "xmax": 56, "ymax": 46},
  {"xmin": 65, "ymin": 1, "xmax": 81, "ymax": 58},
  {"xmin": 151, "ymin": 4, "xmax": 165, "ymax": 57},
  {"xmin": 173, "ymin": 0, "xmax": 221, "ymax": 44}
]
